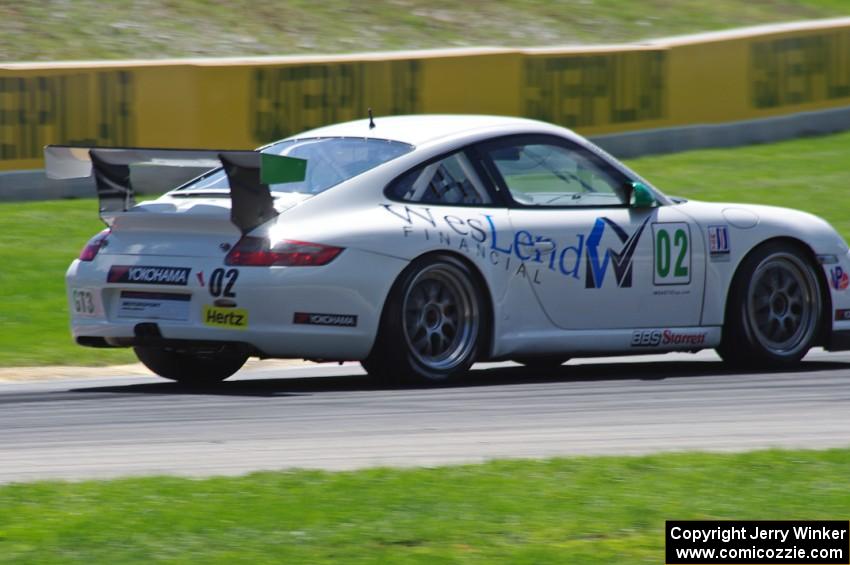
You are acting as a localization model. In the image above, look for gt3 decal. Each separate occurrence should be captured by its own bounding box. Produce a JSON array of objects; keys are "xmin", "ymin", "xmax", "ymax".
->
[
  {"xmin": 293, "ymin": 312, "xmax": 358, "ymax": 327},
  {"xmin": 71, "ymin": 288, "xmax": 102, "ymax": 317},
  {"xmin": 107, "ymin": 265, "xmax": 190, "ymax": 286},
  {"xmin": 203, "ymin": 305, "xmax": 248, "ymax": 329},
  {"xmin": 830, "ymin": 266, "xmax": 849, "ymax": 291}
]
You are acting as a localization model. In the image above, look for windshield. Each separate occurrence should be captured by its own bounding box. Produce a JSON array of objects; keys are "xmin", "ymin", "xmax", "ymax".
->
[{"xmin": 177, "ymin": 137, "xmax": 413, "ymax": 195}]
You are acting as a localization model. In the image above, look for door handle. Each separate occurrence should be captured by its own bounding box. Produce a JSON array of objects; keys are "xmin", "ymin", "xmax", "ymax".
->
[{"xmin": 532, "ymin": 240, "xmax": 556, "ymax": 255}]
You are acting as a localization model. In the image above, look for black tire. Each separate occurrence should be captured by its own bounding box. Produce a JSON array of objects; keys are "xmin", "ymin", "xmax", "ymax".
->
[
  {"xmin": 512, "ymin": 356, "xmax": 569, "ymax": 370},
  {"xmin": 133, "ymin": 345, "xmax": 248, "ymax": 384},
  {"xmin": 362, "ymin": 254, "xmax": 487, "ymax": 384},
  {"xmin": 717, "ymin": 241, "xmax": 823, "ymax": 367}
]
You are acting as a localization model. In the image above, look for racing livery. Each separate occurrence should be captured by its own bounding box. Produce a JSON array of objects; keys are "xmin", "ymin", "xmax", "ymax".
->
[{"xmin": 54, "ymin": 115, "xmax": 850, "ymax": 383}]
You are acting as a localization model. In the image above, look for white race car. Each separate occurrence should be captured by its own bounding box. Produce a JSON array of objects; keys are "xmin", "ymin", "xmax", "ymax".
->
[{"xmin": 51, "ymin": 115, "xmax": 850, "ymax": 384}]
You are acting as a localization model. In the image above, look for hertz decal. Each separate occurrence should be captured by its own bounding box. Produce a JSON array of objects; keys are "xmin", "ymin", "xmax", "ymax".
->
[{"xmin": 203, "ymin": 305, "xmax": 249, "ymax": 330}]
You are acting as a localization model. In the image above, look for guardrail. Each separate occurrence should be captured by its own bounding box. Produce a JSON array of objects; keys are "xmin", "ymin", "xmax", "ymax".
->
[{"xmin": 1, "ymin": 18, "xmax": 849, "ymax": 197}]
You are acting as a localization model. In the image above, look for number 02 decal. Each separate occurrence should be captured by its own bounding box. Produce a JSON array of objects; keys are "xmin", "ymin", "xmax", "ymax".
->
[
  {"xmin": 209, "ymin": 268, "xmax": 239, "ymax": 298},
  {"xmin": 653, "ymin": 223, "xmax": 691, "ymax": 285}
]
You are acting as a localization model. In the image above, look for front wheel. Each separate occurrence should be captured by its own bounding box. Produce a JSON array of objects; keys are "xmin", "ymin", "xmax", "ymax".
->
[
  {"xmin": 717, "ymin": 242, "xmax": 822, "ymax": 367},
  {"xmin": 363, "ymin": 254, "xmax": 486, "ymax": 384},
  {"xmin": 134, "ymin": 345, "xmax": 248, "ymax": 384}
]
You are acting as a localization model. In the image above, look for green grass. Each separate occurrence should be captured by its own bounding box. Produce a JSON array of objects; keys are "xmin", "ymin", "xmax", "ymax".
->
[
  {"xmin": 0, "ymin": 0, "xmax": 848, "ymax": 62},
  {"xmin": 0, "ymin": 200, "xmax": 135, "ymax": 366},
  {"xmin": 625, "ymin": 130, "xmax": 850, "ymax": 241},
  {"xmin": 2, "ymin": 130, "xmax": 850, "ymax": 366},
  {"xmin": 1, "ymin": 449, "xmax": 849, "ymax": 563}
]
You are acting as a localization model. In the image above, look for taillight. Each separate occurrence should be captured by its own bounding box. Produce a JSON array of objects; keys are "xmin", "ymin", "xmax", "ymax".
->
[
  {"xmin": 225, "ymin": 236, "xmax": 344, "ymax": 267},
  {"xmin": 79, "ymin": 229, "xmax": 110, "ymax": 261}
]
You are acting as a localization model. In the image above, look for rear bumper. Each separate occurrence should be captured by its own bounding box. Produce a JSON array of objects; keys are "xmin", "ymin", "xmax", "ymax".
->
[
  {"xmin": 71, "ymin": 318, "xmax": 377, "ymax": 360},
  {"xmin": 66, "ymin": 248, "xmax": 407, "ymax": 360}
]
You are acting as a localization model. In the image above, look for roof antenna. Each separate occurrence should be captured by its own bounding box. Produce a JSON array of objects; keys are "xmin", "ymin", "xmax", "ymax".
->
[{"xmin": 368, "ymin": 108, "xmax": 376, "ymax": 130}]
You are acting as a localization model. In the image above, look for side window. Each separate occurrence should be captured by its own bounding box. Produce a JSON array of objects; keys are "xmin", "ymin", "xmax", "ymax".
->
[
  {"xmin": 387, "ymin": 151, "xmax": 492, "ymax": 205},
  {"xmin": 485, "ymin": 142, "xmax": 628, "ymax": 207}
]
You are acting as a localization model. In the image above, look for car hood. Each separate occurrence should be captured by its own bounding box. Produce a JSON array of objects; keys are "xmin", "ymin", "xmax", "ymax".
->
[{"xmin": 674, "ymin": 199, "xmax": 848, "ymax": 255}]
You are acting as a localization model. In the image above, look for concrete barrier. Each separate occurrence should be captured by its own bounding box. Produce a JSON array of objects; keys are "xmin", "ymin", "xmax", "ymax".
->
[{"xmin": 2, "ymin": 18, "xmax": 849, "ymax": 200}]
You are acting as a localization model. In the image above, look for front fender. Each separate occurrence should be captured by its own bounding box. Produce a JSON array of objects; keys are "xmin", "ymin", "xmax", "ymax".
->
[{"xmin": 675, "ymin": 201, "xmax": 848, "ymax": 327}]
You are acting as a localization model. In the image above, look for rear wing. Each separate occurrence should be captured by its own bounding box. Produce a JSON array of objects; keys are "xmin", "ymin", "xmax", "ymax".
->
[{"xmin": 43, "ymin": 146, "xmax": 306, "ymax": 234}]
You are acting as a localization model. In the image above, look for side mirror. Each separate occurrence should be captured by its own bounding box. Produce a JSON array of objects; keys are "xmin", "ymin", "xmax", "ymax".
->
[{"xmin": 630, "ymin": 181, "xmax": 656, "ymax": 208}]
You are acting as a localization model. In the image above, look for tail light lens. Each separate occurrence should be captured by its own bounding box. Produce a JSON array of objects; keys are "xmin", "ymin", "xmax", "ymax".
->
[
  {"xmin": 79, "ymin": 228, "xmax": 111, "ymax": 261},
  {"xmin": 225, "ymin": 236, "xmax": 344, "ymax": 267}
]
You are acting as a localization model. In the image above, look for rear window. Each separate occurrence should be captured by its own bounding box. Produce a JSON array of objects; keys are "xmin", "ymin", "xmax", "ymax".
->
[
  {"xmin": 178, "ymin": 137, "xmax": 413, "ymax": 195},
  {"xmin": 386, "ymin": 150, "xmax": 493, "ymax": 205}
]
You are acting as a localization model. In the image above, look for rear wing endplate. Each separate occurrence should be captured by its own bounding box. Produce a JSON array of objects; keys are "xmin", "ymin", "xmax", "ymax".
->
[{"xmin": 43, "ymin": 145, "xmax": 306, "ymax": 234}]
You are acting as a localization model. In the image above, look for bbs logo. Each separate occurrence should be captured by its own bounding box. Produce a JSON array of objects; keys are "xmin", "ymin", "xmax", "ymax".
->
[{"xmin": 631, "ymin": 330, "xmax": 662, "ymax": 347}]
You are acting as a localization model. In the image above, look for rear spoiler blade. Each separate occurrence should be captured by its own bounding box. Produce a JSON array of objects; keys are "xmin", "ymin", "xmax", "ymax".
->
[{"xmin": 44, "ymin": 145, "xmax": 306, "ymax": 234}]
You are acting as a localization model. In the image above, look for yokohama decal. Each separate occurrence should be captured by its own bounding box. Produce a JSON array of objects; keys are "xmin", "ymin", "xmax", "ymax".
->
[
  {"xmin": 107, "ymin": 265, "xmax": 191, "ymax": 286},
  {"xmin": 835, "ymin": 309, "xmax": 850, "ymax": 321},
  {"xmin": 293, "ymin": 312, "xmax": 358, "ymax": 327}
]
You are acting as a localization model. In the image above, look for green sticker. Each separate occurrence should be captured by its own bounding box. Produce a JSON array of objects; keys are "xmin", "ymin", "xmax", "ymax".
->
[{"xmin": 260, "ymin": 153, "xmax": 307, "ymax": 184}]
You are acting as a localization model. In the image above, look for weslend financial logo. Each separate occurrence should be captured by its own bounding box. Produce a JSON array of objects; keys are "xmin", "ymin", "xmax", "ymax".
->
[
  {"xmin": 585, "ymin": 217, "xmax": 649, "ymax": 289},
  {"xmin": 385, "ymin": 204, "xmax": 649, "ymax": 289}
]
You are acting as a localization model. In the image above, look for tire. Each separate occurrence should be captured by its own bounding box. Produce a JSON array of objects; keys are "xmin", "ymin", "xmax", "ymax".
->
[
  {"xmin": 512, "ymin": 356, "xmax": 569, "ymax": 370},
  {"xmin": 362, "ymin": 254, "xmax": 486, "ymax": 384},
  {"xmin": 133, "ymin": 344, "xmax": 248, "ymax": 384},
  {"xmin": 717, "ymin": 242, "xmax": 823, "ymax": 367}
]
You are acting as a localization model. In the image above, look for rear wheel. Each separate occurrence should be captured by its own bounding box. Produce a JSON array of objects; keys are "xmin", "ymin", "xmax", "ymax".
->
[
  {"xmin": 362, "ymin": 254, "xmax": 486, "ymax": 384},
  {"xmin": 717, "ymin": 242, "xmax": 822, "ymax": 367},
  {"xmin": 134, "ymin": 345, "xmax": 248, "ymax": 384}
]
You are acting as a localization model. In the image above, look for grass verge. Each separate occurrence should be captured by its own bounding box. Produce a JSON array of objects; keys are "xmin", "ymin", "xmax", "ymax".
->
[
  {"xmin": 0, "ymin": 0, "xmax": 848, "ymax": 62},
  {"xmin": 0, "ymin": 199, "xmax": 135, "ymax": 366},
  {"xmin": 2, "ymin": 129, "xmax": 850, "ymax": 367},
  {"xmin": 1, "ymin": 449, "xmax": 849, "ymax": 563},
  {"xmin": 625, "ymin": 129, "xmax": 850, "ymax": 240}
]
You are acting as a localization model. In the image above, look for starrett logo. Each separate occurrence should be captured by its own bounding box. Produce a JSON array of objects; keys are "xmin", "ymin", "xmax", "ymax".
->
[
  {"xmin": 108, "ymin": 265, "xmax": 191, "ymax": 286},
  {"xmin": 632, "ymin": 329, "xmax": 707, "ymax": 347}
]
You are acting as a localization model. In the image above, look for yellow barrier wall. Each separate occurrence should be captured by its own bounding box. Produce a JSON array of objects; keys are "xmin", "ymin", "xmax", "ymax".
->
[{"xmin": 1, "ymin": 18, "xmax": 849, "ymax": 171}]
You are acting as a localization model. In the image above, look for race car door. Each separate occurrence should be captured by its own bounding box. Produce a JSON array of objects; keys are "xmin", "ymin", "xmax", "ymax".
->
[{"xmin": 477, "ymin": 135, "xmax": 705, "ymax": 330}]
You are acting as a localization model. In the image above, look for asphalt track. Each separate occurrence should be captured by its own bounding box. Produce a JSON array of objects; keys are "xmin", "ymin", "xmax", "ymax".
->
[{"xmin": 2, "ymin": 349, "xmax": 850, "ymax": 483}]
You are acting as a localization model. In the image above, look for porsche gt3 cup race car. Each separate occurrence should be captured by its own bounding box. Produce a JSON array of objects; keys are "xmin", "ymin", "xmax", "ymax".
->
[{"xmin": 51, "ymin": 115, "xmax": 850, "ymax": 384}]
